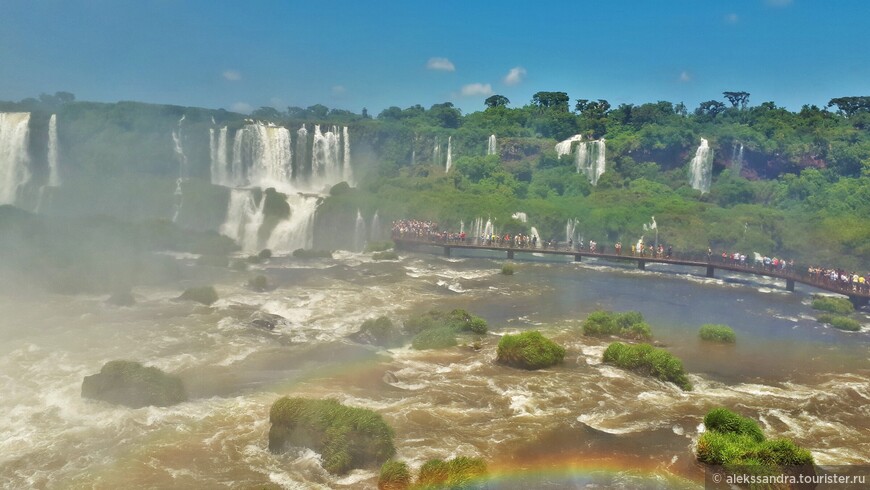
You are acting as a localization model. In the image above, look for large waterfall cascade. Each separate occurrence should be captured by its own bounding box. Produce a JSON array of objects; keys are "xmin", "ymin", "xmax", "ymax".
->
[
  {"xmin": 487, "ymin": 134, "xmax": 497, "ymax": 156},
  {"xmin": 47, "ymin": 114, "xmax": 61, "ymax": 187},
  {"xmin": 171, "ymin": 115, "xmax": 187, "ymax": 222},
  {"xmin": 211, "ymin": 121, "xmax": 354, "ymax": 252},
  {"xmin": 0, "ymin": 112, "xmax": 32, "ymax": 205},
  {"xmin": 689, "ymin": 138, "xmax": 713, "ymax": 193},
  {"xmin": 445, "ymin": 136, "xmax": 453, "ymax": 172},
  {"xmin": 555, "ymin": 134, "xmax": 606, "ymax": 185}
]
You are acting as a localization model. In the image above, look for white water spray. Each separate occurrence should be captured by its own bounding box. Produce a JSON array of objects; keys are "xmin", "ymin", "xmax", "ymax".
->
[
  {"xmin": 577, "ymin": 140, "xmax": 606, "ymax": 185},
  {"xmin": 354, "ymin": 209, "xmax": 366, "ymax": 252},
  {"xmin": 0, "ymin": 112, "xmax": 32, "ymax": 205},
  {"xmin": 445, "ymin": 136, "xmax": 453, "ymax": 172},
  {"xmin": 487, "ymin": 134, "xmax": 497, "ymax": 156},
  {"xmin": 47, "ymin": 114, "xmax": 60, "ymax": 187},
  {"xmin": 370, "ymin": 210, "xmax": 382, "ymax": 241},
  {"xmin": 689, "ymin": 138, "xmax": 713, "ymax": 193}
]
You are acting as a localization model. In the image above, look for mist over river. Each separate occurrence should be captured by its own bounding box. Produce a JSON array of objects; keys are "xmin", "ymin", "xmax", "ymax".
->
[{"xmin": 1, "ymin": 249, "xmax": 868, "ymax": 488}]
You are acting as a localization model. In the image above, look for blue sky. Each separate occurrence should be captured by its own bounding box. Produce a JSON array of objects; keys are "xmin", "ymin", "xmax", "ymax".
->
[{"xmin": 1, "ymin": 0, "xmax": 867, "ymax": 115}]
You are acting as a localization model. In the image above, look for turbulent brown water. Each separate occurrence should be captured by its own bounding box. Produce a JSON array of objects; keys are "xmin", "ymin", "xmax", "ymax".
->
[{"xmin": 1, "ymin": 250, "xmax": 868, "ymax": 488}]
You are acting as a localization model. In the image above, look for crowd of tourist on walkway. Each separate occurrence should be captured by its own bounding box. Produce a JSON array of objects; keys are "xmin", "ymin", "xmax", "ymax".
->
[{"xmin": 391, "ymin": 219, "xmax": 869, "ymax": 295}]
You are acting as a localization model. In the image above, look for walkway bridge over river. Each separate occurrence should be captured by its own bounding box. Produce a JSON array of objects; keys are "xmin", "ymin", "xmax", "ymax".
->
[{"xmin": 392, "ymin": 237, "xmax": 870, "ymax": 306}]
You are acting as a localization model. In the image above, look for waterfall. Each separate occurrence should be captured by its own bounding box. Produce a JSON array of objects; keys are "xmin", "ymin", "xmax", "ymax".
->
[
  {"xmin": 296, "ymin": 124, "xmax": 309, "ymax": 182},
  {"xmin": 47, "ymin": 114, "xmax": 60, "ymax": 187},
  {"xmin": 460, "ymin": 220, "xmax": 464, "ymax": 235},
  {"xmin": 265, "ymin": 194, "xmax": 320, "ymax": 252},
  {"xmin": 171, "ymin": 115, "xmax": 187, "ymax": 222},
  {"xmin": 689, "ymin": 138, "xmax": 713, "ymax": 193},
  {"xmin": 342, "ymin": 126, "xmax": 353, "ymax": 184},
  {"xmin": 312, "ymin": 124, "xmax": 343, "ymax": 189},
  {"xmin": 433, "ymin": 140, "xmax": 441, "ymax": 167},
  {"xmin": 511, "ymin": 212, "xmax": 527, "ymax": 223},
  {"xmin": 555, "ymin": 134, "xmax": 583, "ymax": 158},
  {"xmin": 530, "ymin": 227, "xmax": 542, "ymax": 249},
  {"xmin": 209, "ymin": 127, "xmax": 229, "ymax": 186},
  {"xmin": 0, "ymin": 112, "xmax": 32, "ymax": 205},
  {"xmin": 483, "ymin": 219, "xmax": 494, "ymax": 241},
  {"xmin": 636, "ymin": 236, "xmax": 644, "ymax": 254},
  {"xmin": 445, "ymin": 136, "xmax": 453, "ymax": 172},
  {"xmin": 487, "ymin": 134, "xmax": 497, "ymax": 156},
  {"xmin": 731, "ymin": 143, "xmax": 744, "ymax": 176},
  {"xmin": 354, "ymin": 209, "xmax": 366, "ymax": 251},
  {"xmin": 370, "ymin": 210, "xmax": 381, "ymax": 240},
  {"xmin": 220, "ymin": 189, "xmax": 265, "ymax": 253},
  {"xmin": 566, "ymin": 218, "xmax": 578, "ymax": 244},
  {"xmin": 576, "ymin": 140, "xmax": 606, "ymax": 185}
]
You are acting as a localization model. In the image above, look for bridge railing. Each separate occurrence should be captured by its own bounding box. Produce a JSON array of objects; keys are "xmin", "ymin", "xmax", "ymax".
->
[{"xmin": 391, "ymin": 234, "xmax": 869, "ymax": 297}]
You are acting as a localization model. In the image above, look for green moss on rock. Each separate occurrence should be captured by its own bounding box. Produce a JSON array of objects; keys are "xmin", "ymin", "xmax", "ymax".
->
[
  {"xmin": 811, "ymin": 295, "xmax": 854, "ymax": 315},
  {"xmin": 412, "ymin": 326, "xmax": 458, "ymax": 350},
  {"xmin": 352, "ymin": 316, "xmax": 404, "ymax": 347},
  {"xmin": 365, "ymin": 241, "xmax": 395, "ymax": 253},
  {"xmin": 178, "ymin": 285, "xmax": 218, "ymax": 305},
  {"xmin": 268, "ymin": 397, "xmax": 395, "ymax": 474},
  {"xmin": 699, "ymin": 324, "xmax": 737, "ymax": 343},
  {"xmin": 405, "ymin": 309, "xmax": 489, "ymax": 350},
  {"xmin": 372, "ymin": 251, "xmax": 399, "ymax": 261},
  {"xmin": 697, "ymin": 408, "xmax": 814, "ymax": 479},
  {"xmin": 81, "ymin": 360, "xmax": 186, "ymax": 408},
  {"xmin": 416, "ymin": 456, "xmax": 487, "ymax": 488},
  {"xmin": 496, "ymin": 331, "xmax": 565, "ymax": 370},
  {"xmin": 501, "ymin": 263, "xmax": 515, "ymax": 275},
  {"xmin": 378, "ymin": 460, "xmax": 411, "ymax": 490},
  {"xmin": 582, "ymin": 310, "xmax": 652, "ymax": 340},
  {"xmin": 602, "ymin": 342, "xmax": 692, "ymax": 390}
]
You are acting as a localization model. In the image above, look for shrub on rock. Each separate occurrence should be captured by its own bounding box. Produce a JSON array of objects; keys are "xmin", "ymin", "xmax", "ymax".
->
[
  {"xmin": 372, "ymin": 251, "xmax": 399, "ymax": 261},
  {"xmin": 178, "ymin": 285, "xmax": 218, "ymax": 305},
  {"xmin": 352, "ymin": 316, "xmax": 404, "ymax": 347},
  {"xmin": 81, "ymin": 360, "xmax": 186, "ymax": 408},
  {"xmin": 817, "ymin": 314, "xmax": 861, "ymax": 331},
  {"xmin": 365, "ymin": 241, "xmax": 395, "ymax": 253},
  {"xmin": 496, "ymin": 331, "xmax": 565, "ymax": 370},
  {"xmin": 697, "ymin": 407, "xmax": 814, "ymax": 479},
  {"xmin": 811, "ymin": 295, "xmax": 854, "ymax": 315},
  {"xmin": 602, "ymin": 342, "xmax": 692, "ymax": 390},
  {"xmin": 699, "ymin": 324, "xmax": 737, "ymax": 343},
  {"xmin": 501, "ymin": 263, "xmax": 515, "ymax": 275},
  {"xmin": 416, "ymin": 456, "xmax": 487, "ymax": 488},
  {"xmin": 412, "ymin": 326, "xmax": 458, "ymax": 350},
  {"xmin": 378, "ymin": 460, "xmax": 411, "ymax": 490},
  {"xmin": 268, "ymin": 397, "xmax": 395, "ymax": 474},
  {"xmin": 583, "ymin": 310, "xmax": 652, "ymax": 340},
  {"xmin": 405, "ymin": 309, "xmax": 489, "ymax": 350}
]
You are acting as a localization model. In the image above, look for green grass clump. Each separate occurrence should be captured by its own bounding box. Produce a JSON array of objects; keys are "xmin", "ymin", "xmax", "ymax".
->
[
  {"xmin": 355, "ymin": 316, "xmax": 404, "ymax": 347},
  {"xmin": 178, "ymin": 285, "xmax": 218, "ymax": 305},
  {"xmin": 830, "ymin": 316, "xmax": 861, "ymax": 331},
  {"xmin": 496, "ymin": 331, "xmax": 565, "ymax": 370},
  {"xmin": 404, "ymin": 309, "xmax": 489, "ymax": 349},
  {"xmin": 699, "ymin": 324, "xmax": 737, "ymax": 343},
  {"xmin": 811, "ymin": 295, "xmax": 854, "ymax": 315},
  {"xmin": 412, "ymin": 327, "xmax": 458, "ymax": 350},
  {"xmin": 292, "ymin": 248, "xmax": 333, "ymax": 259},
  {"xmin": 582, "ymin": 310, "xmax": 652, "ymax": 340},
  {"xmin": 365, "ymin": 241, "xmax": 395, "ymax": 253},
  {"xmin": 501, "ymin": 263, "xmax": 515, "ymax": 275},
  {"xmin": 372, "ymin": 251, "xmax": 399, "ymax": 261},
  {"xmin": 378, "ymin": 460, "xmax": 411, "ymax": 490},
  {"xmin": 81, "ymin": 360, "xmax": 186, "ymax": 408},
  {"xmin": 697, "ymin": 408, "xmax": 814, "ymax": 477},
  {"xmin": 416, "ymin": 456, "xmax": 487, "ymax": 488},
  {"xmin": 602, "ymin": 342, "xmax": 692, "ymax": 390},
  {"xmin": 269, "ymin": 397, "xmax": 395, "ymax": 474}
]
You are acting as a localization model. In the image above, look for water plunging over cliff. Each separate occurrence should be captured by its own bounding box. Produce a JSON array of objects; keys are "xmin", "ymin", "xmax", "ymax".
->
[
  {"xmin": 0, "ymin": 112, "xmax": 32, "ymax": 205},
  {"xmin": 445, "ymin": 136, "xmax": 453, "ymax": 172},
  {"xmin": 47, "ymin": 114, "xmax": 60, "ymax": 187},
  {"xmin": 487, "ymin": 134, "xmax": 497, "ymax": 156},
  {"xmin": 555, "ymin": 135, "xmax": 606, "ymax": 185},
  {"xmin": 689, "ymin": 138, "xmax": 713, "ymax": 193}
]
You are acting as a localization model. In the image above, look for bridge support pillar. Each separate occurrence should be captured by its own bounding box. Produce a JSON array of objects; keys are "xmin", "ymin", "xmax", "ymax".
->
[
  {"xmin": 786, "ymin": 279, "xmax": 795, "ymax": 292},
  {"xmin": 507, "ymin": 250, "xmax": 514, "ymax": 259},
  {"xmin": 574, "ymin": 254, "xmax": 582, "ymax": 262},
  {"xmin": 849, "ymin": 296, "xmax": 869, "ymax": 308},
  {"xmin": 444, "ymin": 246, "xmax": 451, "ymax": 257},
  {"xmin": 706, "ymin": 265, "xmax": 715, "ymax": 278},
  {"xmin": 638, "ymin": 260, "xmax": 645, "ymax": 271}
]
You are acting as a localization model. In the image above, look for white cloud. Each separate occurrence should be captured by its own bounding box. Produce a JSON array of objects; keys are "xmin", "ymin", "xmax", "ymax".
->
[
  {"xmin": 679, "ymin": 71, "xmax": 692, "ymax": 82},
  {"xmin": 503, "ymin": 66, "xmax": 527, "ymax": 86},
  {"xmin": 460, "ymin": 83, "xmax": 493, "ymax": 96},
  {"xmin": 231, "ymin": 102, "xmax": 252, "ymax": 114},
  {"xmin": 222, "ymin": 70, "xmax": 242, "ymax": 81},
  {"xmin": 725, "ymin": 13, "xmax": 739, "ymax": 24},
  {"xmin": 766, "ymin": 0, "xmax": 792, "ymax": 6},
  {"xmin": 331, "ymin": 85, "xmax": 347, "ymax": 96},
  {"xmin": 426, "ymin": 57, "xmax": 456, "ymax": 72}
]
